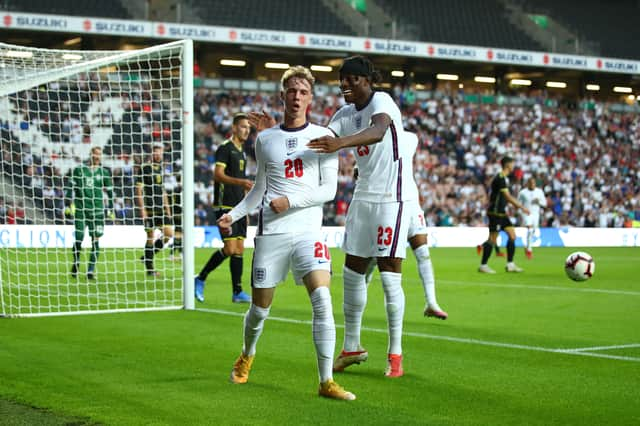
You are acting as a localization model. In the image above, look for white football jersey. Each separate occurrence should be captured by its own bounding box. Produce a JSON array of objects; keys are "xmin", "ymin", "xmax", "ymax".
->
[
  {"xmin": 328, "ymin": 91, "xmax": 408, "ymax": 202},
  {"xmin": 518, "ymin": 187, "xmax": 546, "ymax": 217},
  {"xmin": 230, "ymin": 123, "xmax": 338, "ymax": 235}
]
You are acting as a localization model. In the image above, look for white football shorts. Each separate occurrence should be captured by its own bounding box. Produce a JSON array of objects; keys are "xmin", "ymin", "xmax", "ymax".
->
[
  {"xmin": 251, "ymin": 232, "xmax": 332, "ymax": 288},
  {"xmin": 521, "ymin": 213, "xmax": 540, "ymax": 227},
  {"xmin": 342, "ymin": 199, "xmax": 410, "ymax": 259}
]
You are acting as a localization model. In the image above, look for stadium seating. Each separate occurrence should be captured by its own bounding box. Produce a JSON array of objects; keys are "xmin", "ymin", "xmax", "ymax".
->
[
  {"xmin": 2, "ymin": 81, "xmax": 638, "ymax": 228},
  {"xmin": 3, "ymin": 0, "xmax": 131, "ymax": 19},
  {"xmin": 375, "ymin": 0, "xmax": 544, "ymax": 51},
  {"xmin": 192, "ymin": 88, "xmax": 639, "ymax": 228},
  {"xmin": 521, "ymin": 0, "xmax": 640, "ymax": 60},
  {"xmin": 184, "ymin": 0, "xmax": 355, "ymax": 35}
]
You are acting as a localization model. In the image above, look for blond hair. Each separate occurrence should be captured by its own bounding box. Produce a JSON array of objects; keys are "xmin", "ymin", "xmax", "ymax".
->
[{"xmin": 281, "ymin": 65, "xmax": 315, "ymax": 90}]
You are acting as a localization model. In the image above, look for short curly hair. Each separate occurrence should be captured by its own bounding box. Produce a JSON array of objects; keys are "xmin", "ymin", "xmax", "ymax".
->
[{"xmin": 280, "ymin": 65, "xmax": 315, "ymax": 90}]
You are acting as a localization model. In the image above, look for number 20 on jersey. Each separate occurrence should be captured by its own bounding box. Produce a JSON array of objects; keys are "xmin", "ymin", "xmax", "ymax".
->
[{"xmin": 284, "ymin": 158, "xmax": 304, "ymax": 178}]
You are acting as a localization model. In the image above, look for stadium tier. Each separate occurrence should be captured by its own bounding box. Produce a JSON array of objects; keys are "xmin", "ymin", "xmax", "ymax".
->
[
  {"xmin": 377, "ymin": 0, "xmax": 543, "ymax": 51},
  {"xmin": 522, "ymin": 0, "xmax": 640, "ymax": 60},
  {"xmin": 2, "ymin": 0, "xmax": 131, "ymax": 19},
  {"xmin": 181, "ymin": 0, "xmax": 355, "ymax": 35}
]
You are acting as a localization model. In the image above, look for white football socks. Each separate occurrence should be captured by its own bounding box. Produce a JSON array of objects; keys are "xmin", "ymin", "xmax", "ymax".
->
[
  {"xmin": 242, "ymin": 303, "xmax": 270, "ymax": 356},
  {"xmin": 380, "ymin": 271, "xmax": 405, "ymax": 355},
  {"xmin": 342, "ymin": 266, "xmax": 367, "ymax": 352},
  {"xmin": 414, "ymin": 244, "xmax": 440, "ymax": 310},
  {"xmin": 309, "ymin": 286, "xmax": 336, "ymax": 383}
]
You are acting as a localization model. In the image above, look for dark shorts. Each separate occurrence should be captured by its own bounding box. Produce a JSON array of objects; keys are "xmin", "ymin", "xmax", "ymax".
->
[
  {"xmin": 488, "ymin": 214, "xmax": 513, "ymax": 233},
  {"xmin": 144, "ymin": 209, "xmax": 172, "ymax": 231},
  {"xmin": 215, "ymin": 209, "xmax": 247, "ymax": 240},
  {"xmin": 75, "ymin": 211, "xmax": 105, "ymax": 238}
]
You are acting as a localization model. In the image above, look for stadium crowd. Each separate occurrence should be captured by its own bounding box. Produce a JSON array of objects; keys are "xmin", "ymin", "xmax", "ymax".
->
[
  {"xmin": 193, "ymin": 87, "xmax": 640, "ymax": 228},
  {"xmin": 2, "ymin": 85, "xmax": 639, "ymax": 228}
]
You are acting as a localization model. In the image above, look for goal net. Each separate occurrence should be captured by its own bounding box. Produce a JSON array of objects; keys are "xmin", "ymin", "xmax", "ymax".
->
[{"xmin": 0, "ymin": 40, "xmax": 194, "ymax": 317}]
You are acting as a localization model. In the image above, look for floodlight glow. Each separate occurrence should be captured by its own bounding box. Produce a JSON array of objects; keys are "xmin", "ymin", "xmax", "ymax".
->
[
  {"xmin": 474, "ymin": 76, "xmax": 496, "ymax": 83},
  {"xmin": 613, "ymin": 86, "xmax": 632, "ymax": 93},
  {"xmin": 64, "ymin": 37, "xmax": 82, "ymax": 46},
  {"xmin": 546, "ymin": 81, "xmax": 567, "ymax": 88},
  {"xmin": 265, "ymin": 62, "xmax": 289, "ymax": 69},
  {"xmin": 4, "ymin": 50, "xmax": 33, "ymax": 59},
  {"xmin": 511, "ymin": 79, "xmax": 532, "ymax": 86},
  {"xmin": 436, "ymin": 73, "xmax": 459, "ymax": 81},
  {"xmin": 310, "ymin": 65, "xmax": 332, "ymax": 72},
  {"xmin": 62, "ymin": 53, "xmax": 83, "ymax": 61},
  {"xmin": 220, "ymin": 59, "xmax": 246, "ymax": 67}
]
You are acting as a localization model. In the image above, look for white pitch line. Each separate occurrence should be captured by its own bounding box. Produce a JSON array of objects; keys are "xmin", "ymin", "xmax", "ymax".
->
[
  {"xmin": 559, "ymin": 343, "xmax": 640, "ymax": 352},
  {"xmin": 335, "ymin": 272, "xmax": 640, "ymax": 297},
  {"xmin": 433, "ymin": 279, "xmax": 640, "ymax": 297},
  {"xmin": 197, "ymin": 307, "xmax": 640, "ymax": 363}
]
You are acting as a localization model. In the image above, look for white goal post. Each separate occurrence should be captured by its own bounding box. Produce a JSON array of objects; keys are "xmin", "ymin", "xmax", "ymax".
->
[{"xmin": 0, "ymin": 40, "xmax": 194, "ymax": 317}]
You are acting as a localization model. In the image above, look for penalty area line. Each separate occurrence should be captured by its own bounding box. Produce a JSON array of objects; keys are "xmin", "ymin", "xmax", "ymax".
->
[
  {"xmin": 332, "ymin": 271, "xmax": 640, "ymax": 297},
  {"xmin": 558, "ymin": 343, "xmax": 640, "ymax": 352},
  {"xmin": 438, "ymin": 279, "xmax": 640, "ymax": 297},
  {"xmin": 196, "ymin": 308, "xmax": 640, "ymax": 363}
]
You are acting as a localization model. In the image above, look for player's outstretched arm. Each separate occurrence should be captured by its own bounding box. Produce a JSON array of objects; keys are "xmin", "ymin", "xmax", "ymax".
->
[{"xmin": 308, "ymin": 113, "xmax": 390, "ymax": 153}]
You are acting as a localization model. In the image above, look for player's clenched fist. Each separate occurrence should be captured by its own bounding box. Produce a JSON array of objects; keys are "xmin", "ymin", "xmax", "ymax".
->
[{"xmin": 269, "ymin": 196, "xmax": 290, "ymax": 214}]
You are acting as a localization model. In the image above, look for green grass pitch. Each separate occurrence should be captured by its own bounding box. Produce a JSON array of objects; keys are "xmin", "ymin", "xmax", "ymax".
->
[{"xmin": 1, "ymin": 247, "xmax": 639, "ymax": 425}]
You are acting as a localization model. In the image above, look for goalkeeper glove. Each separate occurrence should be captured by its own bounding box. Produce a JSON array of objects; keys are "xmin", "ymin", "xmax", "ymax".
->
[
  {"xmin": 65, "ymin": 203, "xmax": 76, "ymax": 217},
  {"xmin": 107, "ymin": 209, "xmax": 115, "ymax": 220}
]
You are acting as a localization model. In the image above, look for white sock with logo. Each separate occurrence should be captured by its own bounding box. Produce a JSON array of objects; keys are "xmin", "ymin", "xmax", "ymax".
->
[
  {"xmin": 414, "ymin": 244, "xmax": 440, "ymax": 310},
  {"xmin": 242, "ymin": 303, "xmax": 270, "ymax": 356},
  {"xmin": 380, "ymin": 271, "xmax": 405, "ymax": 355},
  {"xmin": 342, "ymin": 266, "xmax": 367, "ymax": 352},
  {"xmin": 310, "ymin": 286, "xmax": 336, "ymax": 383}
]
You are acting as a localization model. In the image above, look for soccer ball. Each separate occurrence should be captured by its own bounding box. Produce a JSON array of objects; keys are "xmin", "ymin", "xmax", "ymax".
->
[{"xmin": 564, "ymin": 251, "xmax": 595, "ymax": 281}]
